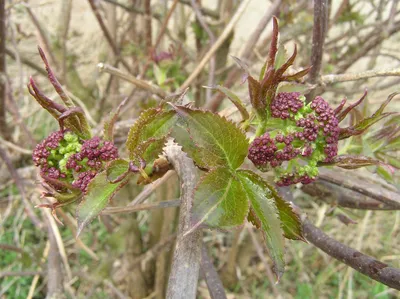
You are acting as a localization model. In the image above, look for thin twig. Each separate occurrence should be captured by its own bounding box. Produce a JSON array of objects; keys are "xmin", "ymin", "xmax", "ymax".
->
[
  {"xmin": 165, "ymin": 142, "xmax": 203, "ymax": 299},
  {"xmin": 191, "ymin": 0, "xmax": 216, "ymax": 103},
  {"xmin": 46, "ymin": 217, "xmax": 64, "ymax": 297},
  {"xmin": 321, "ymin": 68, "xmax": 400, "ymax": 84},
  {"xmin": 102, "ymin": 199, "xmax": 180, "ymax": 215},
  {"xmin": 0, "ymin": 146, "xmax": 41, "ymax": 227},
  {"xmin": 97, "ymin": 63, "xmax": 167, "ymax": 98},
  {"xmin": 180, "ymin": 0, "xmax": 251, "ymax": 90},
  {"xmin": 0, "ymin": 0, "xmax": 9, "ymax": 140},
  {"xmin": 206, "ymin": 0, "xmax": 281, "ymax": 111},
  {"xmin": 246, "ymin": 225, "xmax": 280, "ymax": 297},
  {"xmin": 87, "ymin": 0, "xmax": 131, "ymax": 71},
  {"xmin": 5, "ymin": 47, "xmax": 47, "ymax": 76},
  {"xmin": 128, "ymin": 170, "xmax": 175, "ymax": 206},
  {"xmin": 0, "ymin": 271, "xmax": 42, "ymax": 278},
  {"xmin": 319, "ymin": 170, "xmax": 400, "ymax": 208},
  {"xmin": 153, "ymin": 0, "xmax": 180, "ymax": 52},
  {"xmin": 303, "ymin": 220, "xmax": 400, "ymax": 290},
  {"xmin": 302, "ymin": 180, "xmax": 400, "ymax": 210}
]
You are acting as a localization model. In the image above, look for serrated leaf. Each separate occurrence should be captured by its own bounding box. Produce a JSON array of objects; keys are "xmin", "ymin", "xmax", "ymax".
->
[
  {"xmin": 191, "ymin": 168, "xmax": 249, "ymax": 230},
  {"xmin": 106, "ymin": 159, "xmax": 130, "ymax": 183},
  {"xmin": 237, "ymin": 170, "xmax": 285, "ymax": 280},
  {"xmin": 239, "ymin": 170, "xmax": 304, "ymax": 241},
  {"xmin": 126, "ymin": 108, "xmax": 177, "ymax": 162},
  {"xmin": 171, "ymin": 105, "xmax": 248, "ymax": 170},
  {"xmin": 77, "ymin": 171, "xmax": 129, "ymax": 236}
]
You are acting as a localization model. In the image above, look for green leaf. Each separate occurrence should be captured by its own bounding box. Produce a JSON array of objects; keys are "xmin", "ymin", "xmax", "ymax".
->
[
  {"xmin": 126, "ymin": 107, "xmax": 177, "ymax": 162},
  {"xmin": 77, "ymin": 171, "xmax": 129, "ymax": 236},
  {"xmin": 237, "ymin": 170, "xmax": 285, "ymax": 280},
  {"xmin": 239, "ymin": 170, "xmax": 304, "ymax": 241},
  {"xmin": 191, "ymin": 168, "xmax": 249, "ymax": 231},
  {"xmin": 171, "ymin": 105, "xmax": 248, "ymax": 170},
  {"xmin": 272, "ymin": 189, "xmax": 304, "ymax": 241},
  {"xmin": 106, "ymin": 159, "xmax": 130, "ymax": 183},
  {"xmin": 205, "ymin": 85, "xmax": 249, "ymax": 121}
]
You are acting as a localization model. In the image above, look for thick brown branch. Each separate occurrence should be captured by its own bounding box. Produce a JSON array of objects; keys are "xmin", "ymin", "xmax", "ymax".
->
[
  {"xmin": 306, "ymin": 0, "xmax": 328, "ymax": 102},
  {"xmin": 303, "ymin": 221, "xmax": 400, "ymax": 290}
]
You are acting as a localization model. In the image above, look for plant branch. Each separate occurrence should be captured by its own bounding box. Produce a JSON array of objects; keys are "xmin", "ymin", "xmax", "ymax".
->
[
  {"xmin": 319, "ymin": 169, "xmax": 400, "ymax": 208},
  {"xmin": 191, "ymin": 0, "xmax": 216, "ymax": 103},
  {"xmin": 87, "ymin": 0, "xmax": 131, "ymax": 71},
  {"xmin": 201, "ymin": 244, "xmax": 227, "ymax": 299},
  {"xmin": 102, "ymin": 199, "xmax": 180, "ymax": 215},
  {"xmin": 306, "ymin": 0, "xmax": 328, "ymax": 102},
  {"xmin": 97, "ymin": 63, "xmax": 167, "ymax": 98},
  {"xmin": 303, "ymin": 220, "xmax": 400, "ymax": 290},
  {"xmin": 321, "ymin": 68, "xmax": 400, "ymax": 84},
  {"xmin": 165, "ymin": 142, "xmax": 202, "ymax": 299},
  {"xmin": 180, "ymin": 0, "xmax": 251, "ymax": 90},
  {"xmin": 302, "ymin": 180, "xmax": 400, "ymax": 210},
  {"xmin": 0, "ymin": 0, "xmax": 9, "ymax": 140},
  {"xmin": 206, "ymin": 0, "xmax": 281, "ymax": 111}
]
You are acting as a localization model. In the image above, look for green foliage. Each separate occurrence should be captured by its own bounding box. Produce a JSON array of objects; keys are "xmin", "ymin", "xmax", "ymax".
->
[
  {"xmin": 237, "ymin": 170, "xmax": 286, "ymax": 279},
  {"xmin": 192, "ymin": 168, "xmax": 249, "ymax": 229},
  {"xmin": 171, "ymin": 105, "xmax": 248, "ymax": 170},
  {"xmin": 77, "ymin": 170, "xmax": 129, "ymax": 236},
  {"xmin": 106, "ymin": 159, "xmax": 130, "ymax": 183},
  {"xmin": 126, "ymin": 107, "xmax": 177, "ymax": 163}
]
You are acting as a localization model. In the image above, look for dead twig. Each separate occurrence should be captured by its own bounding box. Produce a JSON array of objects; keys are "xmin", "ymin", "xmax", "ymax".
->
[
  {"xmin": 103, "ymin": 199, "xmax": 180, "ymax": 215},
  {"xmin": 97, "ymin": 63, "xmax": 167, "ymax": 98},
  {"xmin": 180, "ymin": 0, "xmax": 251, "ymax": 90}
]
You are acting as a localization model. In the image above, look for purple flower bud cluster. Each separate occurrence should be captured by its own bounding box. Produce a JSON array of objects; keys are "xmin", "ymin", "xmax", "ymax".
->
[
  {"xmin": 310, "ymin": 96, "xmax": 339, "ymax": 162},
  {"xmin": 248, "ymin": 92, "xmax": 341, "ymax": 186},
  {"xmin": 33, "ymin": 131, "xmax": 64, "ymax": 167},
  {"xmin": 33, "ymin": 131, "xmax": 120, "ymax": 194},
  {"xmin": 71, "ymin": 171, "xmax": 97, "ymax": 193},
  {"xmin": 271, "ymin": 92, "xmax": 303, "ymax": 119},
  {"xmin": 66, "ymin": 136, "xmax": 119, "ymax": 192},
  {"xmin": 33, "ymin": 131, "xmax": 71, "ymax": 185},
  {"xmin": 276, "ymin": 173, "xmax": 316, "ymax": 187},
  {"xmin": 66, "ymin": 137, "xmax": 118, "ymax": 171},
  {"xmin": 248, "ymin": 133, "xmax": 301, "ymax": 170}
]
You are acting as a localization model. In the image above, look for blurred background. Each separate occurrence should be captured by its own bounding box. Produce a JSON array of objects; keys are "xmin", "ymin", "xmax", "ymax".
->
[{"xmin": 0, "ymin": 0, "xmax": 400, "ymax": 298}]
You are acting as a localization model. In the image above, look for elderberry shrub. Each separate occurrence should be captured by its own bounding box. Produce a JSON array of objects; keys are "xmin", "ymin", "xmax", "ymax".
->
[
  {"xmin": 248, "ymin": 92, "xmax": 340, "ymax": 186},
  {"xmin": 33, "ymin": 131, "xmax": 119, "ymax": 193}
]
